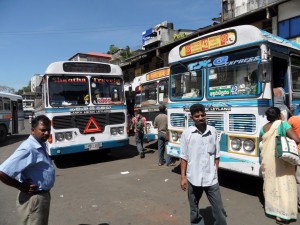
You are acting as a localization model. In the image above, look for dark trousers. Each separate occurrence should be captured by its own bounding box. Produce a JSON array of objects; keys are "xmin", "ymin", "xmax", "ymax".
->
[
  {"xmin": 188, "ymin": 181, "xmax": 227, "ymax": 225},
  {"xmin": 135, "ymin": 132, "xmax": 144, "ymax": 154},
  {"xmin": 158, "ymin": 132, "xmax": 172, "ymax": 165}
]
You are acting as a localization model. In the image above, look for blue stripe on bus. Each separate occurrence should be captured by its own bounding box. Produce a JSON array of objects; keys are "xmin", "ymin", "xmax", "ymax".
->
[
  {"xmin": 145, "ymin": 133, "xmax": 156, "ymax": 141},
  {"xmin": 167, "ymin": 99, "xmax": 271, "ymax": 109},
  {"xmin": 50, "ymin": 138, "xmax": 129, "ymax": 156},
  {"xmin": 220, "ymin": 155, "xmax": 257, "ymax": 163},
  {"xmin": 45, "ymin": 105, "xmax": 126, "ymax": 113}
]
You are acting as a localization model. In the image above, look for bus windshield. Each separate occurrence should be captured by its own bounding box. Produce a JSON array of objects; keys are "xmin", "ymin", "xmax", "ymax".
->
[
  {"xmin": 49, "ymin": 76, "xmax": 89, "ymax": 107},
  {"xmin": 208, "ymin": 63, "xmax": 259, "ymax": 98},
  {"xmin": 158, "ymin": 79, "xmax": 168, "ymax": 103},
  {"xmin": 91, "ymin": 77, "xmax": 123, "ymax": 104},
  {"xmin": 207, "ymin": 48, "xmax": 260, "ymax": 99},
  {"xmin": 141, "ymin": 82, "xmax": 157, "ymax": 106},
  {"xmin": 171, "ymin": 64, "xmax": 203, "ymax": 100}
]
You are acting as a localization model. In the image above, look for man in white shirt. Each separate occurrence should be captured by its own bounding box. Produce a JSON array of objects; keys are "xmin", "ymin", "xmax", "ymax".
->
[{"xmin": 180, "ymin": 104, "xmax": 227, "ymax": 225}]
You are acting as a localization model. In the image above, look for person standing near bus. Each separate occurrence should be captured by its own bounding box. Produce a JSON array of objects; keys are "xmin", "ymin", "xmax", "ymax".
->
[
  {"xmin": 132, "ymin": 109, "xmax": 147, "ymax": 158},
  {"xmin": 180, "ymin": 104, "xmax": 227, "ymax": 225},
  {"xmin": 154, "ymin": 104, "xmax": 175, "ymax": 166},
  {"xmin": 288, "ymin": 113, "xmax": 300, "ymax": 214},
  {"xmin": 0, "ymin": 115, "xmax": 55, "ymax": 225}
]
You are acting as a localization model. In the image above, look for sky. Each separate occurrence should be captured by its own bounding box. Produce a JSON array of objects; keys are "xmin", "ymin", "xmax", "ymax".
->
[{"xmin": 0, "ymin": 0, "xmax": 221, "ymax": 92}]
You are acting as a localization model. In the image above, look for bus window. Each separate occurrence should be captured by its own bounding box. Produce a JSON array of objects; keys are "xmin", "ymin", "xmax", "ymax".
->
[
  {"xmin": 3, "ymin": 98, "xmax": 10, "ymax": 110},
  {"xmin": 291, "ymin": 56, "xmax": 300, "ymax": 92},
  {"xmin": 48, "ymin": 76, "xmax": 89, "ymax": 107},
  {"xmin": 0, "ymin": 97, "xmax": 3, "ymax": 111}
]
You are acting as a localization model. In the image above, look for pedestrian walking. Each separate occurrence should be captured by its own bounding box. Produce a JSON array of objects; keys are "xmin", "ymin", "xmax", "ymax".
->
[
  {"xmin": 260, "ymin": 107, "xmax": 300, "ymax": 224},
  {"xmin": 180, "ymin": 103, "xmax": 227, "ymax": 225},
  {"xmin": 288, "ymin": 112, "xmax": 300, "ymax": 214},
  {"xmin": 132, "ymin": 109, "xmax": 147, "ymax": 158},
  {"xmin": 154, "ymin": 104, "xmax": 175, "ymax": 166},
  {"xmin": 0, "ymin": 115, "xmax": 55, "ymax": 225}
]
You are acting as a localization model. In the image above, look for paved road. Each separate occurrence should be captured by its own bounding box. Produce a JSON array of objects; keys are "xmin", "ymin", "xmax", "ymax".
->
[{"xmin": 0, "ymin": 120, "xmax": 297, "ymax": 225}]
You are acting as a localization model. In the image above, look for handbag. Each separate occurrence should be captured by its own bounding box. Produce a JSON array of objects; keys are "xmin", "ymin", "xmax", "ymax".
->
[{"xmin": 275, "ymin": 122, "xmax": 300, "ymax": 165}]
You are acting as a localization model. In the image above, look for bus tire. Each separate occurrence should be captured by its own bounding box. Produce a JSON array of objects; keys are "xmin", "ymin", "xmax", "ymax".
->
[{"xmin": 0, "ymin": 125, "xmax": 8, "ymax": 142}]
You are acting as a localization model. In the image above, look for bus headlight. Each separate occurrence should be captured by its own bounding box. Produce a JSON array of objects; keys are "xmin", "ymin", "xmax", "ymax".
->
[
  {"xmin": 55, "ymin": 133, "xmax": 65, "ymax": 142},
  {"xmin": 111, "ymin": 128, "xmax": 117, "ymax": 135},
  {"xmin": 231, "ymin": 138, "xmax": 242, "ymax": 151},
  {"xmin": 117, "ymin": 127, "xmax": 124, "ymax": 135},
  {"xmin": 243, "ymin": 139, "xmax": 255, "ymax": 152},
  {"xmin": 171, "ymin": 131, "xmax": 178, "ymax": 142},
  {"xmin": 64, "ymin": 132, "xmax": 73, "ymax": 140}
]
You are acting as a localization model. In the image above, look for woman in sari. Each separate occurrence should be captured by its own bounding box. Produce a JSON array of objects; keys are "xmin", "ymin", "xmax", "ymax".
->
[{"xmin": 260, "ymin": 107, "xmax": 300, "ymax": 224}]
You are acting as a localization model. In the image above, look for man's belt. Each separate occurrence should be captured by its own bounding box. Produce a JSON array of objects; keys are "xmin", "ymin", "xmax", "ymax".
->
[{"xmin": 33, "ymin": 190, "xmax": 50, "ymax": 195}]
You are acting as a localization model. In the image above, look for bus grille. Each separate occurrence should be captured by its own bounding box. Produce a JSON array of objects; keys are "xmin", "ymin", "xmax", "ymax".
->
[
  {"xmin": 206, "ymin": 114, "xmax": 224, "ymax": 132},
  {"xmin": 229, "ymin": 114, "xmax": 256, "ymax": 133},
  {"xmin": 170, "ymin": 113, "xmax": 185, "ymax": 127},
  {"xmin": 52, "ymin": 112, "xmax": 125, "ymax": 134}
]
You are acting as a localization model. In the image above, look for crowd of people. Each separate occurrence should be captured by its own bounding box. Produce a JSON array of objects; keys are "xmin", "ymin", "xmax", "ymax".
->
[{"xmin": 1, "ymin": 100, "xmax": 300, "ymax": 225}]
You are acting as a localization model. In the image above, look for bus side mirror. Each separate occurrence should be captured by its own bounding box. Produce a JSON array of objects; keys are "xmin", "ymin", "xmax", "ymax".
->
[{"xmin": 258, "ymin": 62, "xmax": 272, "ymax": 83}]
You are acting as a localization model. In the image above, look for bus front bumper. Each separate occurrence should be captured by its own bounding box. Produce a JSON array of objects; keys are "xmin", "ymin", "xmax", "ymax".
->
[{"xmin": 49, "ymin": 138, "xmax": 129, "ymax": 156}]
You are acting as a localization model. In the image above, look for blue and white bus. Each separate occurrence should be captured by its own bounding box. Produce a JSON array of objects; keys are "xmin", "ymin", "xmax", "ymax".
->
[
  {"xmin": 166, "ymin": 25, "xmax": 300, "ymax": 176},
  {"xmin": 140, "ymin": 67, "xmax": 169, "ymax": 141},
  {"xmin": 33, "ymin": 61, "xmax": 129, "ymax": 156},
  {"xmin": 0, "ymin": 92, "xmax": 25, "ymax": 142}
]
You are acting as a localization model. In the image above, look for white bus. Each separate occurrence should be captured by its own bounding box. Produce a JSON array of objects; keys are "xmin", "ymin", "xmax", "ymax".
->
[
  {"xmin": 33, "ymin": 61, "xmax": 129, "ymax": 156},
  {"xmin": 166, "ymin": 25, "xmax": 300, "ymax": 176},
  {"xmin": 140, "ymin": 67, "xmax": 169, "ymax": 141},
  {"xmin": 0, "ymin": 92, "xmax": 25, "ymax": 141}
]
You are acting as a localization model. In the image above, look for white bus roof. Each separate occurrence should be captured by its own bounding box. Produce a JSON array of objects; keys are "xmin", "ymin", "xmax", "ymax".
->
[
  {"xmin": 139, "ymin": 67, "xmax": 170, "ymax": 84},
  {"xmin": 131, "ymin": 75, "xmax": 142, "ymax": 90},
  {"xmin": 44, "ymin": 61, "xmax": 123, "ymax": 76},
  {"xmin": 0, "ymin": 92, "xmax": 22, "ymax": 100},
  {"xmin": 169, "ymin": 25, "xmax": 300, "ymax": 64}
]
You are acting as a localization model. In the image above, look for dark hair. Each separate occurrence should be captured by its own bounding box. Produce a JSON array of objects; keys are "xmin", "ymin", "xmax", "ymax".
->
[
  {"xmin": 190, "ymin": 104, "xmax": 205, "ymax": 116},
  {"xmin": 159, "ymin": 104, "xmax": 166, "ymax": 112},
  {"xmin": 265, "ymin": 107, "xmax": 281, "ymax": 122},
  {"xmin": 31, "ymin": 115, "xmax": 51, "ymax": 128}
]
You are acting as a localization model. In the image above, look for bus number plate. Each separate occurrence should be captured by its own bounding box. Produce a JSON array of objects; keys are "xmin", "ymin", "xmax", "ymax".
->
[{"xmin": 86, "ymin": 143, "xmax": 102, "ymax": 151}]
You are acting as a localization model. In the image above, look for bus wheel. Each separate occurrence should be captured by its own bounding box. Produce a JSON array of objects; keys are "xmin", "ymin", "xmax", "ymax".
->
[{"xmin": 0, "ymin": 125, "xmax": 7, "ymax": 142}]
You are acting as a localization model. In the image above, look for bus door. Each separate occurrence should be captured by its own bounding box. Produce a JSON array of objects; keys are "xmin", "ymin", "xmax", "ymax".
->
[
  {"xmin": 272, "ymin": 56, "xmax": 290, "ymax": 108},
  {"xmin": 11, "ymin": 100, "xmax": 18, "ymax": 134}
]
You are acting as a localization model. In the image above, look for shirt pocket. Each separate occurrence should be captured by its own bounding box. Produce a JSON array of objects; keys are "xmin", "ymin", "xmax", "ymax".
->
[{"xmin": 204, "ymin": 135, "xmax": 215, "ymax": 155}]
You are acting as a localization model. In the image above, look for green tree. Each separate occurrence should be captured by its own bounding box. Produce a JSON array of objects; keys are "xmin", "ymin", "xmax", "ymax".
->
[
  {"xmin": 107, "ymin": 44, "xmax": 119, "ymax": 54},
  {"xmin": 16, "ymin": 81, "xmax": 31, "ymax": 95},
  {"xmin": 120, "ymin": 46, "xmax": 133, "ymax": 59}
]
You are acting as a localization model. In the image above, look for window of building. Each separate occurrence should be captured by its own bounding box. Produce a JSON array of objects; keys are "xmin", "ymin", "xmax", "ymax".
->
[{"xmin": 278, "ymin": 16, "xmax": 300, "ymax": 39}]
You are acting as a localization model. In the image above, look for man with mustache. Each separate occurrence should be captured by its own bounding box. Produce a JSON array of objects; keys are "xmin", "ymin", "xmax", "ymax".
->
[
  {"xmin": 180, "ymin": 104, "xmax": 227, "ymax": 225},
  {"xmin": 0, "ymin": 115, "xmax": 55, "ymax": 225}
]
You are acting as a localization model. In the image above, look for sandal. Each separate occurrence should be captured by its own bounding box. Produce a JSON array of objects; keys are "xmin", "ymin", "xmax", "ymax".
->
[{"xmin": 275, "ymin": 217, "xmax": 290, "ymax": 224}]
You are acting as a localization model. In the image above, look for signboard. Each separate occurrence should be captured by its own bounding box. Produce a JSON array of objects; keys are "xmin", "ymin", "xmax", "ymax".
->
[
  {"xmin": 180, "ymin": 31, "xmax": 236, "ymax": 57},
  {"xmin": 146, "ymin": 68, "xmax": 170, "ymax": 81}
]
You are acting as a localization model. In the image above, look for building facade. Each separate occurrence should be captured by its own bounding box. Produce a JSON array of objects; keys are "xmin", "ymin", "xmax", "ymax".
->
[{"xmin": 120, "ymin": 0, "xmax": 300, "ymax": 83}]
